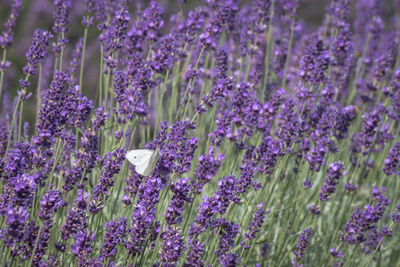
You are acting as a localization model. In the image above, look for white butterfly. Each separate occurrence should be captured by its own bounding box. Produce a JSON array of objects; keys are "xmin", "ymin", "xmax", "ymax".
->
[{"xmin": 125, "ymin": 148, "xmax": 160, "ymax": 176}]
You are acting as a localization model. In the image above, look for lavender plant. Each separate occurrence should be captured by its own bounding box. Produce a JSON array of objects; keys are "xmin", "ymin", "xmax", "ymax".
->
[{"xmin": 0, "ymin": 0, "xmax": 399, "ymax": 266}]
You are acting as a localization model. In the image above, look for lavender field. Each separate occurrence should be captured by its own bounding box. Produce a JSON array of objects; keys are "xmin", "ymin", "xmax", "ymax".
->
[{"xmin": 0, "ymin": 0, "xmax": 399, "ymax": 266}]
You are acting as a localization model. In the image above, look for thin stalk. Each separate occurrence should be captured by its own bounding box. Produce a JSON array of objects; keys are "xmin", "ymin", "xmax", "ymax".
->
[
  {"xmin": 79, "ymin": 25, "xmax": 89, "ymax": 92},
  {"xmin": 154, "ymin": 71, "xmax": 169, "ymax": 139},
  {"xmin": 17, "ymin": 101, "xmax": 23, "ymax": 141},
  {"xmin": 4, "ymin": 95, "xmax": 21, "ymax": 160},
  {"xmin": 29, "ymin": 224, "xmax": 43, "ymax": 266},
  {"xmin": 282, "ymin": 19, "xmax": 295, "ymax": 89},
  {"xmin": 36, "ymin": 63, "xmax": 43, "ymax": 128},
  {"xmin": 0, "ymin": 48, "xmax": 7, "ymax": 103},
  {"xmin": 261, "ymin": 0, "xmax": 275, "ymax": 98}
]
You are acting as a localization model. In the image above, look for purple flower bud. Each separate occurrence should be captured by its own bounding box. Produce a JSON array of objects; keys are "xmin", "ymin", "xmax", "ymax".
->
[
  {"xmin": 192, "ymin": 146, "xmax": 224, "ymax": 194},
  {"xmin": 319, "ymin": 162, "xmax": 346, "ymax": 202},
  {"xmin": 241, "ymin": 202, "xmax": 266, "ymax": 249},
  {"xmin": 293, "ymin": 228, "xmax": 312, "ymax": 260},
  {"xmin": 160, "ymin": 227, "xmax": 186, "ymax": 265},
  {"xmin": 383, "ymin": 142, "xmax": 400, "ymax": 176},
  {"xmin": 166, "ymin": 178, "xmax": 193, "ymax": 225},
  {"xmin": 0, "ymin": 0, "xmax": 23, "ymax": 48},
  {"xmin": 103, "ymin": 217, "xmax": 127, "ymax": 258},
  {"xmin": 71, "ymin": 230, "xmax": 96, "ymax": 266},
  {"xmin": 23, "ymin": 29, "xmax": 53, "ymax": 76}
]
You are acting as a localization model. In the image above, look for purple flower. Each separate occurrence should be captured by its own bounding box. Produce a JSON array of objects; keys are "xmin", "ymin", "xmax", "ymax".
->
[
  {"xmin": 122, "ymin": 167, "xmax": 144, "ymax": 205},
  {"xmin": 236, "ymin": 146, "xmax": 258, "ymax": 194},
  {"xmin": 52, "ymin": 0, "xmax": 71, "ymax": 53},
  {"xmin": 61, "ymin": 85, "xmax": 93, "ymax": 128},
  {"xmin": 150, "ymin": 33, "xmax": 182, "ymax": 73},
  {"xmin": 293, "ymin": 228, "xmax": 312, "ymax": 260},
  {"xmin": 59, "ymin": 190, "xmax": 89, "ymax": 243},
  {"xmin": 103, "ymin": 217, "xmax": 127, "ymax": 258},
  {"xmin": 71, "ymin": 230, "xmax": 96, "ymax": 266},
  {"xmin": 3, "ymin": 142, "xmax": 36, "ymax": 183},
  {"xmin": 329, "ymin": 247, "xmax": 344, "ymax": 258},
  {"xmin": 383, "ymin": 142, "xmax": 400, "ymax": 176},
  {"xmin": 189, "ymin": 195, "xmax": 219, "ymax": 236},
  {"xmin": 192, "ymin": 146, "xmax": 224, "ymax": 194},
  {"xmin": 184, "ymin": 237, "xmax": 205, "ymax": 267},
  {"xmin": 344, "ymin": 182, "xmax": 357, "ymax": 192},
  {"xmin": 166, "ymin": 178, "xmax": 193, "ymax": 225},
  {"xmin": 153, "ymin": 121, "xmax": 197, "ymax": 177},
  {"xmin": 90, "ymin": 147, "xmax": 125, "ymax": 213},
  {"xmin": 392, "ymin": 204, "xmax": 400, "ymax": 223},
  {"xmin": 303, "ymin": 180, "xmax": 313, "ymax": 189},
  {"xmin": 102, "ymin": 7, "xmax": 130, "ymax": 68},
  {"xmin": 160, "ymin": 227, "xmax": 186, "ymax": 265},
  {"xmin": 241, "ymin": 202, "xmax": 266, "ymax": 249},
  {"xmin": 298, "ymin": 34, "xmax": 330, "ymax": 85},
  {"xmin": 319, "ymin": 162, "xmax": 346, "ymax": 202},
  {"xmin": 307, "ymin": 203, "xmax": 321, "ymax": 215},
  {"xmin": 219, "ymin": 252, "xmax": 241, "ymax": 267},
  {"xmin": 53, "ymin": 0, "xmax": 71, "ymax": 34},
  {"xmin": 212, "ymin": 219, "xmax": 239, "ymax": 261},
  {"xmin": 2, "ymin": 205, "xmax": 29, "ymax": 247},
  {"xmin": 0, "ymin": 0, "xmax": 23, "ymax": 48},
  {"xmin": 142, "ymin": 1, "xmax": 164, "ymax": 42},
  {"xmin": 361, "ymin": 225, "xmax": 392, "ymax": 254},
  {"xmin": 35, "ymin": 71, "xmax": 70, "ymax": 150},
  {"xmin": 68, "ymin": 38, "xmax": 84, "ymax": 84},
  {"xmin": 125, "ymin": 177, "xmax": 162, "ymax": 256},
  {"xmin": 215, "ymin": 175, "xmax": 240, "ymax": 214},
  {"xmin": 341, "ymin": 186, "xmax": 390, "ymax": 245},
  {"xmin": 200, "ymin": 1, "xmax": 238, "ymax": 49},
  {"xmin": 34, "ymin": 190, "xmax": 65, "ymax": 264},
  {"xmin": 23, "ymin": 29, "xmax": 53, "ymax": 77},
  {"xmin": 257, "ymin": 136, "xmax": 282, "ymax": 174}
]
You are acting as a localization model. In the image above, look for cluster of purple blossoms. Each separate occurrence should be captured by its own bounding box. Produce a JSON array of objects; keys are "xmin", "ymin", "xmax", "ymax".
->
[
  {"xmin": 298, "ymin": 35, "xmax": 330, "ymax": 85},
  {"xmin": 90, "ymin": 147, "xmax": 125, "ymax": 213},
  {"xmin": 71, "ymin": 229, "xmax": 96, "ymax": 266},
  {"xmin": 159, "ymin": 227, "xmax": 186, "ymax": 265},
  {"xmin": 57, "ymin": 190, "xmax": 89, "ymax": 248},
  {"xmin": 192, "ymin": 146, "xmax": 224, "ymax": 194},
  {"xmin": 241, "ymin": 202, "xmax": 266, "ymax": 249},
  {"xmin": 341, "ymin": 186, "xmax": 390, "ymax": 245},
  {"xmin": 125, "ymin": 177, "xmax": 162, "ymax": 256},
  {"xmin": 102, "ymin": 217, "xmax": 127, "ymax": 259},
  {"xmin": 102, "ymin": 7, "xmax": 130, "ymax": 69},
  {"xmin": 52, "ymin": 0, "xmax": 71, "ymax": 53},
  {"xmin": 166, "ymin": 177, "xmax": 193, "ymax": 225},
  {"xmin": 293, "ymin": 228, "xmax": 312, "ymax": 264},
  {"xmin": 319, "ymin": 162, "xmax": 346, "ymax": 202},
  {"xmin": 122, "ymin": 167, "xmax": 144, "ymax": 205},
  {"xmin": 199, "ymin": 0, "xmax": 238, "ymax": 49},
  {"xmin": 153, "ymin": 120, "xmax": 197, "ymax": 178},
  {"xmin": 212, "ymin": 218, "xmax": 240, "ymax": 264},
  {"xmin": 34, "ymin": 190, "xmax": 65, "ymax": 264},
  {"xmin": 0, "ymin": 0, "xmax": 22, "ymax": 49},
  {"xmin": 184, "ymin": 237, "xmax": 205, "ymax": 267},
  {"xmin": 22, "ymin": 29, "xmax": 53, "ymax": 78},
  {"xmin": 383, "ymin": 142, "xmax": 400, "ymax": 176},
  {"xmin": 392, "ymin": 205, "xmax": 400, "ymax": 223}
]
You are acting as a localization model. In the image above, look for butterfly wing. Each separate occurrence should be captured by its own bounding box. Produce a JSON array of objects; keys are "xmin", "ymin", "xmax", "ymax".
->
[{"xmin": 126, "ymin": 149, "xmax": 155, "ymax": 175}]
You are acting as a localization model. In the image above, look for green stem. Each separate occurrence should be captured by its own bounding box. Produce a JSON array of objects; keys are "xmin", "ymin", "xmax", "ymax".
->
[
  {"xmin": 4, "ymin": 95, "xmax": 21, "ymax": 160},
  {"xmin": 36, "ymin": 64, "xmax": 43, "ymax": 129},
  {"xmin": 261, "ymin": 0, "xmax": 275, "ymax": 98},
  {"xmin": 0, "ymin": 48, "xmax": 7, "ymax": 103},
  {"xmin": 282, "ymin": 19, "xmax": 295, "ymax": 89},
  {"xmin": 18, "ymin": 101, "xmax": 23, "ymax": 141},
  {"xmin": 79, "ymin": 25, "xmax": 88, "ymax": 93}
]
